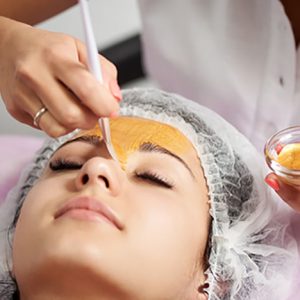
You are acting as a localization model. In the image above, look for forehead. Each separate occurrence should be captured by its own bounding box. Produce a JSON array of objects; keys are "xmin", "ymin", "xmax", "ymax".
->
[
  {"xmin": 75, "ymin": 117, "xmax": 195, "ymax": 157},
  {"xmin": 53, "ymin": 117, "xmax": 205, "ymax": 183}
]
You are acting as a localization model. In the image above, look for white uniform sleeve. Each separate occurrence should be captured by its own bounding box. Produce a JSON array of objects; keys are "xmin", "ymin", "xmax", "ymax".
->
[{"xmin": 137, "ymin": 0, "xmax": 297, "ymax": 151}]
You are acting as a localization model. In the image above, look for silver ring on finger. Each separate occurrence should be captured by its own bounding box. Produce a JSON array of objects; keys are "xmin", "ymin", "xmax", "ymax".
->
[{"xmin": 33, "ymin": 106, "xmax": 48, "ymax": 128}]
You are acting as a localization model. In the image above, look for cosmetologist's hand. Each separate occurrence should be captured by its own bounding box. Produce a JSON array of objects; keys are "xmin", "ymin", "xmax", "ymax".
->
[
  {"xmin": 265, "ymin": 173, "xmax": 300, "ymax": 213},
  {"xmin": 0, "ymin": 17, "xmax": 121, "ymax": 137}
]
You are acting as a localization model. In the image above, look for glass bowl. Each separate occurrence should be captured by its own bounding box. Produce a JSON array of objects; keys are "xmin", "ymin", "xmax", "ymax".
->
[{"xmin": 264, "ymin": 126, "xmax": 300, "ymax": 186}]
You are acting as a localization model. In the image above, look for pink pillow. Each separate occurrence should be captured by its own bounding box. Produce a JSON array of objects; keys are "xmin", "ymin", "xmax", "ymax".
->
[{"xmin": 0, "ymin": 135, "xmax": 43, "ymax": 203}]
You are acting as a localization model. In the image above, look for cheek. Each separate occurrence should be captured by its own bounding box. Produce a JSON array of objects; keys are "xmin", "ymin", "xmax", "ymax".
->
[
  {"xmin": 126, "ymin": 186, "xmax": 209, "ymax": 266},
  {"xmin": 119, "ymin": 186, "xmax": 210, "ymax": 294},
  {"xmin": 12, "ymin": 177, "xmax": 72, "ymax": 269},
  {"xmin": 15, "ymin": 177, "xmax": 69, "ymax": 225},
  {"xmin": 12, "ymin": 186, "xmax": 46, "ymax": 280}
]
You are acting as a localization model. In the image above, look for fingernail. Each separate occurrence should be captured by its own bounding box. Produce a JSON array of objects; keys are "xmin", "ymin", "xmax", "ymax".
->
[
  {"xmin": 265, "ymin": 177, "xmax": 280, "ymax": 191},
  {"xmin": 110, "ymin": 111, "xmax": 119, "ymax": 118},
  {"xmin": 109, "ymin": 80, "xmax": 122, "ymax": 102},
  {"xmin": 275, "ymin": 144, "xmax": 284, "ymax": 154}
]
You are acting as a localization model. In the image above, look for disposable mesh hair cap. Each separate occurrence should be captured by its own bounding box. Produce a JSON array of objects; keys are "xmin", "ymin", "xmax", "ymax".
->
[{"xmin": 0, "ymin": 88, "xmax": 298, "ymax": 300}]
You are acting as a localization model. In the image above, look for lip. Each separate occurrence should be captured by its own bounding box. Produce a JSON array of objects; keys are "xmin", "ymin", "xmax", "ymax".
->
[{"xmin": 54, "ymin": 196, "xmax": 124, "ymax": 230}]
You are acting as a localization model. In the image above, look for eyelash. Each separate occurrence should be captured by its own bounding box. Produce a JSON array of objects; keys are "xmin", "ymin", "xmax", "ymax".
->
[
  {"xmin": 49, "ymin": 159, "xmax": 82, "ymax": 171},
  {"xmin": 134, "ymin": 171, "xmax": 174, "ymax": 189},
  {"xmin": 49, "ymin": 159, "xmax": 174, "ymax": 189}
]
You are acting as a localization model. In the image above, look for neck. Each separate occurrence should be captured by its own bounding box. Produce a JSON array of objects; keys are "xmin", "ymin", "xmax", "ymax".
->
[
  {"xmin": 21, "ymin": 295, "xmax": 122, "ymax": 300},
  {"xmin": 18, "ymin": 271, "xmax": 130, "ymax": 300},
  {"xmin": 20, "ymin": 286, "xmax": 128, "ymax": 300}
]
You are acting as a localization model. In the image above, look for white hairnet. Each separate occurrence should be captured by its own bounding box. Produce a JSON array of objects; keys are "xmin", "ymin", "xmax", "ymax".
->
[{"xmin": 0, "ymin": 88, "xmax": 298, "ymax": 299}]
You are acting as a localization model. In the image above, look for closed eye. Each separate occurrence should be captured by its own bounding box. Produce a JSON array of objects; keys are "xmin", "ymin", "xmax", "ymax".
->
[
  {"xmin": 134, "ymin": 171, "xmax": 174, "ymax": 189},
  {"xmin": 49, "ymin": 158, "xmax": 83, "ymax": 171},
  {"xmin": 49, "ymin": 159, "xmax": 174, "ymax": 189}
]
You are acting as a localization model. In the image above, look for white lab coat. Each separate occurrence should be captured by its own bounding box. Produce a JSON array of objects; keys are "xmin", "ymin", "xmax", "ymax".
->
[{"xmin": 137, "ymin": 0, "xmax": 300, "ymax": 151}]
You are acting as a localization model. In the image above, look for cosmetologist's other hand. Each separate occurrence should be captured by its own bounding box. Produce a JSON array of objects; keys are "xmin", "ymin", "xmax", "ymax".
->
[{"xmin": 265, "ymin": 173, "xmax": 300, "ymax": 213}]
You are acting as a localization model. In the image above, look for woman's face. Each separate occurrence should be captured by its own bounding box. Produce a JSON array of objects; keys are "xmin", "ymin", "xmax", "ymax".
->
[{"xmin": 13, "ymin": 117, "xmax": 210, "ymax": 300}]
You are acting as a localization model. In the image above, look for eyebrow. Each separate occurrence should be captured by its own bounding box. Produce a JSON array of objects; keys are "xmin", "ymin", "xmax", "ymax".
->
[
  {"xmin": 61, "ymin": 136, "xmax": 195, "ymax": 178},
  {"xmin": 62, "ymin": 135, "xmax": 102, "ymax": 147},
  {"xmin": 53, "ymin": 135, "xmax": 102, "ymax": 156},
  {"xmin": 139, "ymin": 142, "xmax": 195, "ymax": 179}
]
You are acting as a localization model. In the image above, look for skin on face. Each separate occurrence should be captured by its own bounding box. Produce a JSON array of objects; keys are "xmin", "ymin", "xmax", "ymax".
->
[{"xmin": 12, "ymin": 117, "xmax": 210, "ymax": 300}]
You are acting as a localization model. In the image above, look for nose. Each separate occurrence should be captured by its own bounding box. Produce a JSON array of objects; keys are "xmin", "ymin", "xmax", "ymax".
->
[{"xmin": 75, "ymin": 157, "xmax": 123, "ymax": 196}]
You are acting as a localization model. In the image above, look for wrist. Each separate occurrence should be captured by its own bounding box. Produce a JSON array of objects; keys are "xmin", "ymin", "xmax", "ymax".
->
[{"xmin": 0, "ymin": 16, "xmax": 31, "ymax": 49}]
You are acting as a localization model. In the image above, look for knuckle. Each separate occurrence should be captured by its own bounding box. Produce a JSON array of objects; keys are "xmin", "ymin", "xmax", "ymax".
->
[
  {"xmin": 44, "ymin": 45, "xmax": 63, "ymax": 62},
  {"xmin": 6, "ymin": 103, "xmax": 19, "ymax": 118},
  {"xmin": 63, "ymin": 108, "xmax": 83, "ymax": 127},
  {"xmin": 15, "ymin": 61, "xmax": 33, "ymax": 82},
  {"xmin": 43, "ymin": 36, "xmax": 74, "ymax": 62},
  {"xmin": 7, "ymin": 93, "xmax": 22, "ymax": 114}
]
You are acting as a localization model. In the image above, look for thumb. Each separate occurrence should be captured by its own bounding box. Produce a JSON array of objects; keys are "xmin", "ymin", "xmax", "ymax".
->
[{"xmin": 265, "ymin": 173, "xmax": 300, "ymax": 212}]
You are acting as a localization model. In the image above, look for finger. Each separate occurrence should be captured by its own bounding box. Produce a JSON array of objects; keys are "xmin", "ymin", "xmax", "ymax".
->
[
  {"xmin": 265, "ymin": 173, "xmax": 300, "ymax": 212},
  {"xmin": 99, "ymin": 57, "xmax": 122, "ymax": 101},
  {"xmin": 31, "ymin": 103, "xmax": 73, "ymax": 138},
  {"xmin": 75, "ymin": 39, "xmax": 118, "ymax": 83},
  {"xmin": 37, "ymin": 108, "xmax": 73, "ymax": 138},
  {"xmin": 4, "ymin": 91, "xmax": 36, "ymax": 127},
  {"xmin": 54, "ymin": 61, "xmax": 120, "ymax": 117},
  {"xmin": 17, "ymin": 39, "xmax": 120, "ymax": 118},
  {"xmin": 6, "ymin": 80, "xmax": 45, "ymax": 127},
  {"xmin": 100, "ymin": 56, "xmax": 118, "ymax": 82},
  {"xmin": 16, "ymin": 81, "xmax": 72, "ymax": 137},
  {"xmin": 15, "ymin": 57, "xmax": 100, "ymax": 129},
  {"xmin": 264, "ymin": 173, "xmax": 280, "ymax": 192},
  {"xmin": 25, "ymin": 72, "xmax": 99, "ymax": 130},
  {"xmin": 75, "ymin": 39, "xmax": 121, "ymax": 101},
  {"xmin": 9, "ymin": 107, "xmax": 36, "ymax": 128}
]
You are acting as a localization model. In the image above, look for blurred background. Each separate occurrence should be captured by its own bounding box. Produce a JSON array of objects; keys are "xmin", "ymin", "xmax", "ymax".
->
[{"xmin": 0, "ymin": 0, "xmax": 153, "ymax": 136}]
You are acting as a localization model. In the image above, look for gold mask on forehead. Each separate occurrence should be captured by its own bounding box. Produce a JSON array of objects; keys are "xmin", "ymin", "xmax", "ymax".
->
[{"xmin": 75, "ymin": 117, "xmax": 194, "ymax": 167}]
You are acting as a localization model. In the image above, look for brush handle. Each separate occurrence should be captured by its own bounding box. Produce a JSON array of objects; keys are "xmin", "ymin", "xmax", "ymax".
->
[
  {"xmin": 79, "ymin": 0, "xmax": 119, "ymax": 163},
  {"xmin": 79, "ymin": 0, "xmax": 103, "ymax": 83}
]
